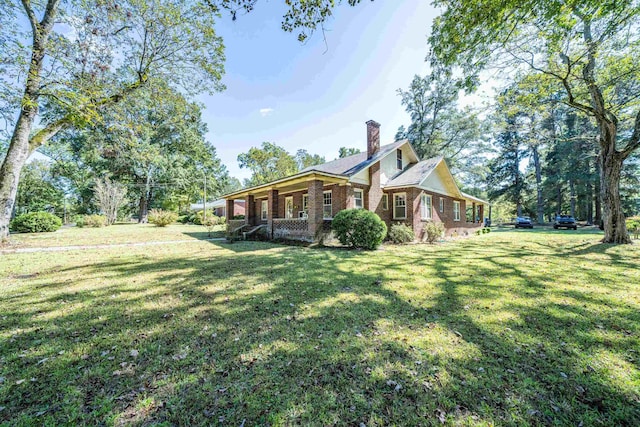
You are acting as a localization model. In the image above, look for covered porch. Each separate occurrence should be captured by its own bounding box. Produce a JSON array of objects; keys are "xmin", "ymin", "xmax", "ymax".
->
[{"xmin": 224, "ymin": 171, "xmax": 349, "ymax": 241}]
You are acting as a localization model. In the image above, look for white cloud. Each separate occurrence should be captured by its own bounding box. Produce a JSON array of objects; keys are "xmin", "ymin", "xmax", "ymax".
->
[{"xmin": 259, "ymin": 108, "xmax": 274, "ymax": 117}]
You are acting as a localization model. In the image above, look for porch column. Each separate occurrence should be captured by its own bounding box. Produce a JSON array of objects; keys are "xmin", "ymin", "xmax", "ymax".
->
[
  {"xmin": 472, "ymin": 202, "xmax": 476, "ymax": 223},
  {"xmin": 267, "ymin": 189, "xmax": 279, "ymax": 238},
  {"xmin": 246, "ymin": 195, "xmax": 256, "ymax": 226},
  {"xmin": 307, "ymin": 179, "xmax": 324, "ymax": 240},
  {"xmin": 225, "ymin": 199, "xmax": 234, "ymax": 220},
  {"xmin": 346, "ymin": 185, "xmax": 355, "ymax": 209}
]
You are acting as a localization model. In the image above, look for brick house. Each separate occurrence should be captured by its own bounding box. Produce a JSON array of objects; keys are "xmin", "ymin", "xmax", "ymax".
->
[
  {"xmin": 224, "ymin": 120, "xmax": 489, "ymax": 241},
  {"xmin": 190, "ymin": 199, "xmax": 245, "ymax": 218}
]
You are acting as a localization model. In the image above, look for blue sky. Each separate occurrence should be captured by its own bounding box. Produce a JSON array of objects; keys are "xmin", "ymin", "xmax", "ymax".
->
[{"xmin": 201, "ymin": 1, "xmax": 438, "ymax": 181}]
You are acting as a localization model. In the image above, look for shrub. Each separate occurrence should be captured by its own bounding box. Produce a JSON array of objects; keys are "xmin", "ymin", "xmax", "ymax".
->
[
  {"xmin": 423, "ymin": 221, "xmax": 445, "ymax": 243},
  {"xmin": 190, "ymin": 210, "xmax": 215, "ymax": 225},
  {"xmin": 10, "ymin": 211, "xmax": 62, "ymax": 233},
  {"xmin": 202, "ymin": 215, "xmax": 223, "ymax": 236},
  {"xmin": 177, "ymin": 215, "xmax": 190, "ymax": 224},
  {"xmin": 148, "ymin": 209, "xmax": 178, "ymax": 227},
  {"xmin": 483, "ymin": 227, "xmax": 491, "ymax": 234},
  {"xmin": 74, "ymin": 215, "xmax": 86, "ymax": 227},
  {"xmin": 388, "ymin": 223, "xmax": 415, "ymax": 244},
  {"xmin": 232, "ymin": 215, "xmax": 245, "ymax": 220},
  {"xmin": 331, "ymin": 209, "xmax": 387, "ymax": 250},
  {"xmin": 626, "ymin": 216, "xmax": 640, "ymax": 239},
  {"xmin": 82, "ymin": 214, "xmax": 108, "ymax": 228}
]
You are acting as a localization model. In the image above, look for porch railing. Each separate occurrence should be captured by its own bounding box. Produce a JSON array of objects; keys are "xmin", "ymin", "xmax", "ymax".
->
[{"xmin": 272, "ymin": 218, "xmax": 311, "ymax": 241}]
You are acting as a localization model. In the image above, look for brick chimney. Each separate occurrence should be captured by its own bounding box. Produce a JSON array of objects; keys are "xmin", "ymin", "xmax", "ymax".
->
[{"xmin": 366, "ymin": 120, "xmax": 380, "ymax": 159}]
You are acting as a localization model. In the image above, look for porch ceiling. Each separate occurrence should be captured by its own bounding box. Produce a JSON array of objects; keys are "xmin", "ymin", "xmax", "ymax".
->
[{"xmin": 225, "ymin": 172, "xmax": 348, "ymax": 200}]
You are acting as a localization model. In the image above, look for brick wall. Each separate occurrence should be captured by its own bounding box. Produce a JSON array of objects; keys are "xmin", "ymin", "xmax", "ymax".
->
[
  {"xmin": 386, "ymin": 188, "xmax": 481, "ymax": 240},
  {"xmin": 368, "ymin": 161, "xmax": 383, "ymax": 214}
]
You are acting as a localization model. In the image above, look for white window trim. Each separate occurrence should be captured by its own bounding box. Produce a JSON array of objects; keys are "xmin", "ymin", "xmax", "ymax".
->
[
  {"xmin": 261, "ymin": 200, "xmax": 268, "ymax": 221},
  {"xmin": 439, "ymin": 197, "xmax": 444, "ymax": 213},
  {"xmin": 323, "ymin": 190, "xmax": 332, "ymax": 219},
  {"xmin": 421, "ymin": 193, "xmax": 432, "ymax": 220},
  {"xmin": 396, "ymin": 149, "xmax": 403, "ymax": 170},
  {"xmin": 393, "ymin": 192, "xmax": 407, "ymax": 220},
  {"xmin": 453, "ymin": 200, "xmax": 461, "ymax": 222},
  {"xmin": 382, "ymin": 194, "xmax": 389, "ymax": 211},
  {"xmin": 354, "ymin": 188, "xmax": 364, "ymax": 209},
  {"xmin": 285, "ymin": 196, "xmax": 294, "ymax": 219}
]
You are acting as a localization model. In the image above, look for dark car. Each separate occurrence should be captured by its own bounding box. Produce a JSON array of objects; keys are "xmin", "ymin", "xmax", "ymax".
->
[
  {"xmin": 515, "ymin": 216, "xmax": 533, "ymax": 229},
  {"xmin": 554, "ymin": 215, "xmax": 577, "ymax": 230}
]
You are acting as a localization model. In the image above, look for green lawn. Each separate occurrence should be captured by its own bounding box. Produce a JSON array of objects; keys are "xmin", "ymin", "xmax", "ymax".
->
[
  {"xmin": 1, "ymin": 226, "xmax": 639, "ymax": 425},
  {"xmin": 5, "ymin": 223, "xmax": 225, "ymax": 248}
]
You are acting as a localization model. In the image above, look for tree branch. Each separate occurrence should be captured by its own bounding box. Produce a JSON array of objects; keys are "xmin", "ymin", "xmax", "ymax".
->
[
  {"xmin": 20, "ymin": 0, "xmax": 39, "ymax": 36},
  {"xmin": 621, "ymin": 109, "xmax": 640, "ymax": 160}
]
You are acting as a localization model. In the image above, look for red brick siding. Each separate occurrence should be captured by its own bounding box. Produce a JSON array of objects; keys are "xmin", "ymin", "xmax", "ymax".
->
[
  {"xmin": 234, "ymin": 201, "xmax": 245, "ymax": 216},
  {"xmin": 368, "ymin": 162, "xmax": 383, "ymax": 214},
  {"xmin": 386, "ymin": 188, "xmax": 481, "ymax": 239}
]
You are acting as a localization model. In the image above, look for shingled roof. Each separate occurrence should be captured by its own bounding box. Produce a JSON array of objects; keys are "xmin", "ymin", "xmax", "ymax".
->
[
  {"xmin": 383, "ymin": 156, "xmax": 443, "ymax": 188},
  {"xmin": 301, "ymin": 140, "xmax": 407, "ymax": 177}
]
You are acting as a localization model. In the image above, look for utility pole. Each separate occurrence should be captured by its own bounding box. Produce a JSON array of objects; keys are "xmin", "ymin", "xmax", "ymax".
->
[{"xmin": 203, "ymin": 172, "xmax": 207, "ymax": 222}]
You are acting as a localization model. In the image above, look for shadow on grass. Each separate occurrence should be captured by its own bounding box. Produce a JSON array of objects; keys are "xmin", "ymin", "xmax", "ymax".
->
[{"xmin": 1, "ymin": 238, "xmax": 638, "ymax": 425}]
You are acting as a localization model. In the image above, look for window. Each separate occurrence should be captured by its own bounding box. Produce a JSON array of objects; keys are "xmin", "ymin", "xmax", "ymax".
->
[
  {"xmin": 382, "ymin": 194, "xmax": 389, "ymax": 210},
  {"xmin": 301, "ymin": 194, "xmax": 308, "ymax": 217},
  {"xmin": 393, "ymin": 193, "xmax": 407, "ymax": 219},
  {"xmin": 421, "ymin": 193, "xmax": 432, "ymax": 220},
  {"xmin": 354, "ymin": 189, "xmax": 364, "ymax": 209},
  {"xmin": 285, "ymin": 196, "xmax": 294, "ymax": 219},
  {"xmin": 439, "ymin": 197, "xmax": 444, "ymax": 213},
  {"xmin": 453, "ymin": 201, "xmax": 461, "ymax": 221},
  {"xmin": 261, "ymin": 200, "xmax": 268, "ymax": 220},
  {"xmin": 396, "ymin": 149, "xmax": 403, "ymax": 170},
  {"xmin": 323, "ymin": 191, "xmax": 332, "ymax": 219}
]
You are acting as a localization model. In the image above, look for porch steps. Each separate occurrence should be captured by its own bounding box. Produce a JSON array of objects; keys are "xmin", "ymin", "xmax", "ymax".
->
[{"xmin": 242, "ymin": 224, "xmax": 267, "ymax": 240}]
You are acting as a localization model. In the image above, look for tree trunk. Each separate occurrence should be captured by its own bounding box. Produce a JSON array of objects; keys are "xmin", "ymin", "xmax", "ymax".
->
[
  {"xmin": 569, "ymin": 179, "xmax": 576, "ymax": 218},
  {"xmin": 0, "ymin": 116, "xmax": 35, "ymax": 239},
  {"xmin": 138, "ymin": 171, "xmax": 153, "ymax": 223},
  {"xmin": 599, "ymin": 145, "xmax": 630, "ymax": 243},
  {"xmin": 531, "ymin": 145, "xmax": 544, "ymax": 224},
  {"xmin": 0, "ymin": 0, "xmax": 62, "ymax": 239}
]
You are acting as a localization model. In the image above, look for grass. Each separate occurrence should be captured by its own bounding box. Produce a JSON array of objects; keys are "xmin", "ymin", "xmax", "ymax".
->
[
  {"xmin": 5, "ymin": 223, "xmax": 225, "ymax": 248},
  {"xmin": 0, "ymin": 226, "xmax": 639, "ymax": 425}
]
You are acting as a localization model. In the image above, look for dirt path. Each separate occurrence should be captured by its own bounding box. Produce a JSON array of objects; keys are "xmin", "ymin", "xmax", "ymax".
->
[{"xmin": 0, "ymin": 237, "xmax": 226, "ymax": 255}]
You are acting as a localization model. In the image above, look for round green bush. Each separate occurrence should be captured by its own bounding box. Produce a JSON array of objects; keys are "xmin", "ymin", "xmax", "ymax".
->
[
  {"xmin": 388, "ymin": 223, "xmax": 415, "ymax": 244},
  {"xmin": 423, "ymin": 221, "xmax": 445, "ymax": 243},
  {"xmin": 626, "ymin": 216, "xmax": 640, "ymax": 239},
  {"xmin": 10, "ymin": 211, "xmax": 62, "ymax": 233},
  {"xmin": 331, "ymin": 209, "xmax": 387, "ymax": 250},
  {"xmin": 148, "ymin": 209, "xmax": 179, "ymax": 227},
  {"xmin": 80, "ymin": 214, "xmax": 107, "ymax": 228}
]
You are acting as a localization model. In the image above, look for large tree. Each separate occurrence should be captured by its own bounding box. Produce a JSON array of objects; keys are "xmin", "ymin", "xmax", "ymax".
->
[
  {"xmin": 238, "ymin": 142, "xmax": 300, "ymax": 187},
  {"xmin": 430, "ymin": 0, "xmax": 640, "ymax": 243},
  {"xmin": 14, "ymin": 159, "xmax": 65, "ymax": 216},
  {"xmin": 52, "ymin": 82, "xmax": 228, "ymax": 222},
  {"xmin": 0, "ymin": 0, "xmax": 226, "ymax": 237},
  {"xmin": 396, "ymin": 71, "xmax": 487, "ymax": 185}
]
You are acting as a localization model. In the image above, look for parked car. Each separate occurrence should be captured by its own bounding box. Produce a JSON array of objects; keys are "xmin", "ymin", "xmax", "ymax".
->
[
  {"xmin": 515, "ymin": 216, "xmax": 533, "ymax": 229},
  {"xmin": 554, "ymin": 215, "xmax": 577, "ymax": 230}
]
